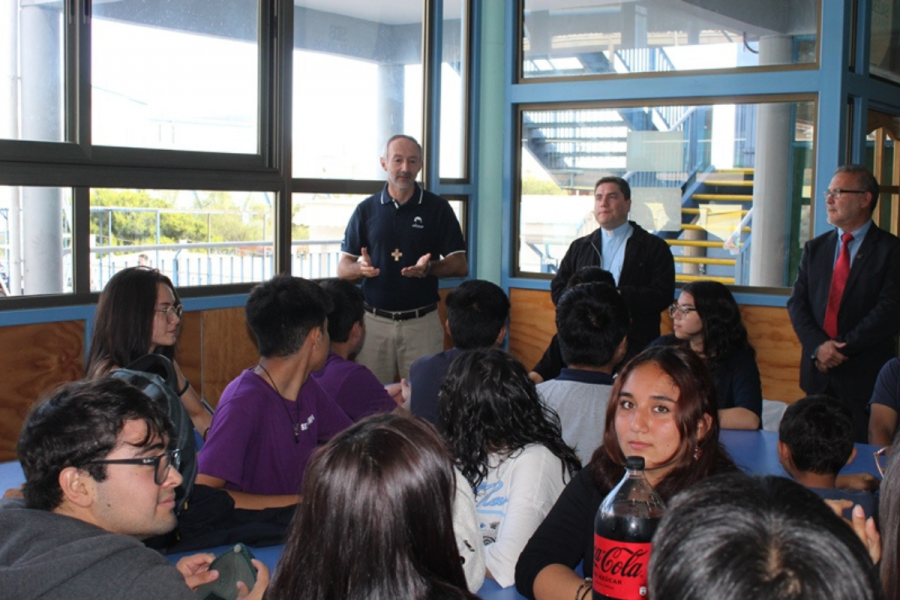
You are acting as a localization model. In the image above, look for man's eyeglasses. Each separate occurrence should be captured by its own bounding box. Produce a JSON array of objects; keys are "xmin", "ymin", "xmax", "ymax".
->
[
  {"xmin": 823, "ymin": 188, "xmax": 866, "ymax": 200},
  {"xmin": 668, "ymin": 304, "xmax": 697, "ymax": 319},
  {"xmin": 155, "ymin": 304, "xmax": 183, "ymax": 324},
  {"xmin": 875, "ymin": 447, "xmax": 889, "ymax": 478},
  {"xmin": 87, "ymin": 448, "xmax": 181, "ymax": 485}
]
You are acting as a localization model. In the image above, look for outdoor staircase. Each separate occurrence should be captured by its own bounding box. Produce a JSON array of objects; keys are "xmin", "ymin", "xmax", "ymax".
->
[{"xmin": 666, "ymin": 168, "xmax": 754, "ymax": 284}]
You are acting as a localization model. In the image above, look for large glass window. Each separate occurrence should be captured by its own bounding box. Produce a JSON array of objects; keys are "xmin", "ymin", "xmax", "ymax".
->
[
  {"xmin": 0, "ymin": 186, "xmax": 72, "ymax": 296},
  {"xmin": 441, "ymin": 0, "xmax": 469, "ymax": 179},
  {"xmin": 1, "ymin": 3, "xmax": 65, "ymax": 143},
  {"xmin": 91, "ymin": 1, "xmax": 260, "ymax": 153},
  {"xmin": 521, "ymin": 1, "xmax": 818, "ymax": 80},
  {"xmin": 871, "ymin": 0, "xmax": 900, "ymax": 83},
  {"xmin": 291, "ymin": 192, "xmax": 467, "ymax": 279},
  {"xmin": 292, "ymin": 1, "xmax": 424, "ymax": 179},
  {"xmin": 90, "ymin": 189, "xmax": 275, "ymax": 290},
  {"xmin": 518, "ymin": 99, "xmax": 815, "ymax": 288}
]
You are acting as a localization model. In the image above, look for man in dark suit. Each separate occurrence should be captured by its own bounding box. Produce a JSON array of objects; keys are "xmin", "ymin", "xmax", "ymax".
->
[{"xmin": 788, "ymin": 165, "xmax": 900, "ymax": 442}]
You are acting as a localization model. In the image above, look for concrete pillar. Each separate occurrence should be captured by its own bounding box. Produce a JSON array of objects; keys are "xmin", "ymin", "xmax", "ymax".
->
[
  {"xmin": 377, "ymin": 63, "xmax": 405, "ymax": 158},
  {"xmin": 0, "ymin": 2, "xmax": 21, "ymax": 294},
  {"xmin": 21, "ymin": 4, "xmax": 64, "ymax": 294},
  {"xmin": 749, "ymin": 35, "xmax": 792, "ymax": 287}
]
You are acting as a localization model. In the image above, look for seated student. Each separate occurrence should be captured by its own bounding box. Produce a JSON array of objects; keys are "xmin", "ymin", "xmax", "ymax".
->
[
  {"xmin": 869, "ymin": 357, "xmax": 900, "ymax": 446},
  {"xmin": 529, "ymin": 266, "xmax": 615, "ymax": 384},
  {"xmin": 409, "ymin": 279, "xmax": 509, "ymax": 426},
  {"xmin": 312, "ymin": 279, "xmax": 402, "ymax": 420},
  {"xmin": 778, "ymin": 394, "xmax": 875, "ymax": 519},
  {"xmin": 536, "ymin": 282, "xmax": 628, "ymax": 464},
  {"xmin": 649, "ymin": 474, "xmax": 881, "ymax": 600},
  {"xmin": 268, "ymin": 414, "xmax": 479, "ymax": 600},
  {"xmin": 86, "ymin": 266, "xmax": 211, "ymax": 437},
  {"xmin": 0, "ymin": 378, "xmax": 268, "ymax": 599},
  {"xmin": 198, "ymin": 275, "xmax": 352, "ymax": 509},
  {"xmin": 439, "ymin": 349, "xmax": 581, "ymax": 588},
  {"xmin": 650, "ymin": 280, "xmax": 762, "ymax": 429},
  {"xmin": 515, "ymin": 346, "xmax": 738, "ymax": 600}
]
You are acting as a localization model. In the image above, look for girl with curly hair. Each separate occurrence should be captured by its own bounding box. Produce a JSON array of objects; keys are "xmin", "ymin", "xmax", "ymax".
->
[
  {"xmin": 439, "ymin": 348, "xmax": 581, "ymax": 588},
  {"xmin": 652, "ymin": 280, "xmax": 762, "ymax": 429}
]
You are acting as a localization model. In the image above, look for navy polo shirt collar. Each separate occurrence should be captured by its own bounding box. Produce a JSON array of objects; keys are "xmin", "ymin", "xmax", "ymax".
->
[
  {"xmin": 380, "ymin": 183, "xmax": 424, "ymax": 208},
  {"xmin": 556, "ymin": 368, "xmax": 615, "ymax": 385}
]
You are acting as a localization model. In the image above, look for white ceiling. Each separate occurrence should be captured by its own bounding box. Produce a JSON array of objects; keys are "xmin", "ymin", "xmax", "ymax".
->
[{"xmin": 294, "ymin": 0, "xmax": 464, "ymax": 25}]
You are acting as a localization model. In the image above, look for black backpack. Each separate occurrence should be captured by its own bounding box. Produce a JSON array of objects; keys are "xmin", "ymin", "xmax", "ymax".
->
[{"xmin": 110, "ymin": 354, "xmax": 197, "ymax": 514}]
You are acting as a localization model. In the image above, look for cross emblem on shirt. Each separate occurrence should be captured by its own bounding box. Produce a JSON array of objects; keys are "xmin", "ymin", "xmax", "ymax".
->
[{"xmin": 391, "ymin": 248, "xmax": 403, "ymax": 261}]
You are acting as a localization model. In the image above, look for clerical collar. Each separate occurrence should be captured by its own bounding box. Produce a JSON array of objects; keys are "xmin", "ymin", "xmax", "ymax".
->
[
  {"xmin": 381, "ymin": 184, "xmax": 423, "ymax": 208},
  {"xmin": 602, "ymin": 221, "xmax": 632, "ymax": 238}
]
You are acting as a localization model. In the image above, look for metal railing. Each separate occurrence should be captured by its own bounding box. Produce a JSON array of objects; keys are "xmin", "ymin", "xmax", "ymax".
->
[{"xmin": 88, "ymin": 239, "xmax": 344, "ymax": 290}]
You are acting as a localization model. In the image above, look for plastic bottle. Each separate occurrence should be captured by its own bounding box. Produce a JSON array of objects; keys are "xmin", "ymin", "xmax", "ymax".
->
[{"xmin": 592, "ymin": 456, "xmax": 666, "ymax": 599}]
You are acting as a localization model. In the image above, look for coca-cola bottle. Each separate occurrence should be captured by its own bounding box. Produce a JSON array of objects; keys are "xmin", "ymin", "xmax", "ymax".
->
[{"xmin": 593, "ymin": 456, "xmax": 665, "ymax": 600}]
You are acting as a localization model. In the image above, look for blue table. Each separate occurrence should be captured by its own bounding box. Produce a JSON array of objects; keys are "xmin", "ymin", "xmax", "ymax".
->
[
  {"xmin": 0, "ymin": 461, "xmax": 23, "ymax": 493},
  {"xmin": 721, "ymin": 429, "xmax": 881, "ymax": 478},
  {"xmin": 4, "ymin": 429, "xmax": 883, "ymax": 600}
]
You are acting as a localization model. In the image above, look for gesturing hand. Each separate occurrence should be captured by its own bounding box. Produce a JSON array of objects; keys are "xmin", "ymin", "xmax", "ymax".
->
[{"xmin": 359, "ymin": 247, "xmax": 380, "ymax": 278}]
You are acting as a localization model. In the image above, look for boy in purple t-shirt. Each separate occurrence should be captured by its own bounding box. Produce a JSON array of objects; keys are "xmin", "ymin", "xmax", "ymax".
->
[
  {"xmin": 198, "ymin": 275, "xmax": 352, "ymax": 509},
  {"xmin": 312, "ymin": 279, "xmax": 400, "ymax": 420}
]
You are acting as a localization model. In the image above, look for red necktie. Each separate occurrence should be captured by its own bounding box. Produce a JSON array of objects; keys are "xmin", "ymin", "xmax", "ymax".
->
[{"xmin": 823, "ymin": 232, "xmax": 853, "ymax": 338}]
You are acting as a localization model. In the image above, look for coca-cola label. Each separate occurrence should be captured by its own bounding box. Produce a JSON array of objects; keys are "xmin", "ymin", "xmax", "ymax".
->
[{"xmin": 592, "ymin": 534, "xmax": 651, "ymax": 599}]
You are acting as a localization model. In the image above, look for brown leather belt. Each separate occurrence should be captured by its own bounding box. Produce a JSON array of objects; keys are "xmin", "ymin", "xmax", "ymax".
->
[{"xmin": 364, "ymin": 303, "xmax": 438, "ymax": 322}]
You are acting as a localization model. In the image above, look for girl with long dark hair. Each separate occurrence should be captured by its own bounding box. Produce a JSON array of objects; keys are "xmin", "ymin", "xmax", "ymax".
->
[
  {"xmin": 439, "ymin": 348, "xmax": 581, "ymax": 588},
  {"xmin": 515, "ymin": 345, "xmax": 738, "ymax": 600},
  {"xmin": 653, "ymin": 280, "xmax": 762, "ymax": 429},
  {"xmin": 85, "ymin": 266, "xmax": 210, "ymax": 435},
  {"xmin": 268, "ymin": 413, "xmax": 478, "ymax": 600}
]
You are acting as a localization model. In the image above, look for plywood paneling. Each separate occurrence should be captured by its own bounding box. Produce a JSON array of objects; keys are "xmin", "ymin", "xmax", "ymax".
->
[
  {"xmin": 740, "ymin": 305, "xmax": 804, "ymax": 404},
  {"xmin": 0, "ymin": 321, "xmax": 84, "ymax": 461},
  {"xmin": 201, "ymin": 307, "xmax": 259, "ymax": 408},
  {"xmin": 177, "ymin": 311, "xmax": 202, "ymax": 398},
  {"xmin": 508, "ymin": 289, "xmax": 557, "ymax": 371}
]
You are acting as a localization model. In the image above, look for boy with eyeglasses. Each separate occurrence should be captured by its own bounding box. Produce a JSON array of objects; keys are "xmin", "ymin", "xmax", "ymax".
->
[{"xmin": 0, "ymin": 378, "xmax": 268, "ymax": 599}]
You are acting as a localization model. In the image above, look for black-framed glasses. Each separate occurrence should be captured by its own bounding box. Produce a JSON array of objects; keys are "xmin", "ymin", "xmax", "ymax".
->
[
  {"xmin": 155, "ymin": 304, "xmax": 183, "ymax": 324},
  {"xmin": 875, "ymin": 447, "xmax": 889, "ymax": 478},
  {"xmin": 668, "ymin": 304, "xmax": 697, "ymax": 319},
  {"xmin": 87, "ymin": 448, "xmax": 181, "ymax": 485},
  {"xmin": 823, "ymin": 188, "xmax": 866, "ymax": 200}
]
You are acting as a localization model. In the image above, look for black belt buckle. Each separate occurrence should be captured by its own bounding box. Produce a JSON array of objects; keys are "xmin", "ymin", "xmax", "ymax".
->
[{"xmin": 366, "ymin": 303, "xmax": 435, "ymax": 322}]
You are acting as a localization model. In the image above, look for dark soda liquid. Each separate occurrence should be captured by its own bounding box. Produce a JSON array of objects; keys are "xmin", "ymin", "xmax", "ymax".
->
[{"xmin": 593, "ymin": 503, "xmax": 661, "ymax": 600}]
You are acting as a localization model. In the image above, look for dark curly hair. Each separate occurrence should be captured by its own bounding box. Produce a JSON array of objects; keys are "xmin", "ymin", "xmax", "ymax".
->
[
  {"xmin": 680, "ymin": 281, "xmax": 754, "ymax": 372},
  {"xmin": 19, "ymin": 378, "xmax": 174, "ymax": 511},
  {"xmin": 438, "ymin": 348, "xmax": 581, "ymax": 490},
  {"xmin": 590, "ymin": 345, "xmax": 736, "ymax": 500}
]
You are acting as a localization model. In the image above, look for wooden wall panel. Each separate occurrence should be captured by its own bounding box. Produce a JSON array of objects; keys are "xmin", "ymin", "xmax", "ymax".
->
[
  {"xmin": 201, "ymin": 307, "xmax": 259, "ymax": 408},
  {"xmin": 0, "ymin": 321, "xmax": 85, "ymax": 461},
  {"xmin": 740, "ymin": 305, "xmax": 804, "ymax": 403},
  {"xmin": 177, "ymin": 311, "xmax": 203, "ymax": 399},
  {"xmin": 508, "ymin": 289, "xmax": 557, "ymax": 372},
  {"xmin": 507, "ymin": 288, "xmax": 804, "ymax": 403}
]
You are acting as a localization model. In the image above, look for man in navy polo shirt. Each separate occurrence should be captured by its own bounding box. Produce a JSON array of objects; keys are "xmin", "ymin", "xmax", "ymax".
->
[{"xmin": 338, "ymin": 135, "xmax": 468, "ymax": 383}]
